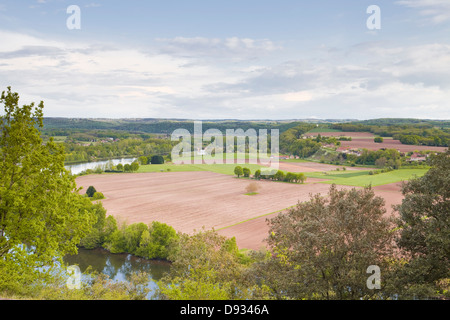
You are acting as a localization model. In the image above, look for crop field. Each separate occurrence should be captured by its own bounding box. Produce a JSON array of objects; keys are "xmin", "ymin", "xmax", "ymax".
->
[
  {"xmin": 76, "ymin": 170, "xmax": 352, "ymax": 250},
  {"xmin": 75, "ymin": 160, "xmax": 424, "ymax": 250},
  {"xmin": 305, "ymin": 131, "xmax": 448, "ymax": 152}
]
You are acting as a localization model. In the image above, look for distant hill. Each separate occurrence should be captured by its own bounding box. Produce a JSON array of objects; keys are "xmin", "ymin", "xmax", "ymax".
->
[{"xmin": 42, "ymin": 118, "xmax": 357, "ymax": 134}]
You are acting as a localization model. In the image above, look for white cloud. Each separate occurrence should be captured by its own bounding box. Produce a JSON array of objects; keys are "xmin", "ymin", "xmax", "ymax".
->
[
  {"xmin": 156, "ymin": 36, "xmax": 280, "ymax": 62},
  {"xmin": 0, "ymin": 28, "xmax": 449, "ymax": 120},
  {"xmin": 396, "ymin": 0, "xmax": 450, "ymax": 23}
]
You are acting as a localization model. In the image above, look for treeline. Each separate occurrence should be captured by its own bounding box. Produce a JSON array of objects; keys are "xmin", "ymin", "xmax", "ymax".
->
[
  {"xmin": 234, "ymin": 166, "xmax": 306, "ymax": 183},
  {"xmin": 345, "ymin": 148, "xmax": 402, "ymax": 168},
  {"xmin": 43, "ymin": 118, "xmax": 309, "ymax": 135},
  {"xmin": 79, "ymin": 202, "xmax": 179, "ymax": 261},
  {"xmin": 280, "ymin": 124, "xmax": 322, "ymax": 158},
  {"xmin": 64, "ymin": 137, "xmax": 174, "ymax": 163}
]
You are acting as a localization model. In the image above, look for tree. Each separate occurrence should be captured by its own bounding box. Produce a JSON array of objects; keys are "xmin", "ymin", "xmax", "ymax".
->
[
  {"xmin": 243, "ymin": 167, "xmax": 251, "ymax": 178},
  {"xmin": 150, "ymin": 155, "xmax": 164, "ymax": 164},
  {"xmin": 0, "ymin": 87, "xmax": 96, "ymax": 292},
  {"xmin": 156, "ymin": 229, "xmax": 269, "ymax": 300},
  {"xmin": 136, "ymin": 221, "xmax": 179, "ymax": 259},
  {"xmin": 393, "ymin": 150, "xmax": 450, "ymax": 299},
  {"xmin": 262, "ymin": 184, "xmax": 396, "ymax": 300},
  {"xmin": 234, "ymin": 166, "xmax": 243, "ymax": 178},
  {"xmin": 124, "ymin": 163, "xmax": 132, "ymax": 172},
  {"xmin": 138, "ymin": 156, "xmax": 148, "ymax": 165},
  {"xmin": 86, "ymin": 186, "xmax": 97, "ymax": 197},
  {"xmin": 374, "ymin": 137, "xmax": 384, "ymax": 143},
  {"xmin": 116, "ymin": 163, "xmax": 124, "ymax": 172},
  {"xmin": 375, "ymin": 157, "xmax": 387, "ymax": 168},
  {"xmin": 295, "ymin": 173, "xmax": 306, "ymax": 184},
  {"xmin": 130, "ymin": 161, "xmax": 140, "ymax": 172},
  {"xmin": 285, "ymin": 172, "xmax": 296, "ymax": 183},
  {"xmin": 273, "ymin": 170, "xmax": 285, "ymax": 181}
]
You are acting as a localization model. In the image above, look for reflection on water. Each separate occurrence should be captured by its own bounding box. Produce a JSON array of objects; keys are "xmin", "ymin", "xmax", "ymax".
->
[
  {"xmin": 64, "ymin": 247, "xmax": 171, "ymax": 299},
  {"xmin": 65, "ymin": 158, "xmax": 136, "ymax": 175}
]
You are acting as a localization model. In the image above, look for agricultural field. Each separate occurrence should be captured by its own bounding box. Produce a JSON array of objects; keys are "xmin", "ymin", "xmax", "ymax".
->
[
  {"xmin": 75, "ymin": 161, "xmax": 425, "ymax": 251},
  {"xmin": 306, "ymin": 131, "xmax": 448, "ymax": 152}
]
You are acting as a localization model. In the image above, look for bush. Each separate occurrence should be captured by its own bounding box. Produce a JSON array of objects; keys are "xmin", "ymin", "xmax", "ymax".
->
[
  {"xmin": 92, "ymin": 192, "xmax": 105, "ymax": 200},
  {"xmin": 374, "ymin": 137, "xmax": 384, "ymax": 143},
  {"xmin": 243, "ymin": 167, "xmax": 251, "ymax": 178},
  {"xmin": 254, "ymin": 169, "xmax": 261, "ymax": 179},
  {"xmin": 150, "ymin": 155, "xmax": 165, "ymax": 164},
  {"xmin": 245, "ymin": 182, "xmax": 260, "ymax": 194},
  {"xmin": 86, "ymin": 186, "xmax": 97, "ymax": 197},
  {"xmin": 131, "ymin": 161, "xmax": 140, "ymax": 172}
]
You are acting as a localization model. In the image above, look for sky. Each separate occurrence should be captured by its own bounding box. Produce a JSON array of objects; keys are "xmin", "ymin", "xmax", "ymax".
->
[{"xmin": 1, "ymin": 0, "xmax": 450, "ymax": 120}]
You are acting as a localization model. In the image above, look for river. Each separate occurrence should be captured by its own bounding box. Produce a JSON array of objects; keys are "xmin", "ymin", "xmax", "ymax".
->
[
  {"xmin": 65, "ymin": 158, "xmax": 137, "ymax": 175},
  {"xmin": 63, "ymin": 247, "xmax": 171, "ymax": 299},
  {"xmin": 64, "ymin": 158, "xmax": 169, "ymax": 299}
]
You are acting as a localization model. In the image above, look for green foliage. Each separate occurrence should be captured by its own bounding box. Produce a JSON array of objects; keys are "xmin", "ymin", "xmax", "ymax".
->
[
  {"xmin": 0, "ymin": 87, "xmax": 96, "ymax": 293},
  {"xmin": 254, "ymin": 169, "xmax": 261, "ymax": 179},
  {"xmin": 374, "ymin": 137, "xmax": 384, "ymax": 143},
  {"xmin": 138, "ymin": 156, "xmax": 148, "ymax": 165},
  {"xmin": 86, "ymin": 186, "xmax": 97, "ymax": 197},
  {"xmin": 116, "ymin": 163, "xmax": 124, "ymax": 171},
  {"xmin": 99, "ymin": 218, "xmax": 178, "ymax": 260},
  {"xmin": 92, "ymin": 192, "xmax": 105, "ymax": 200},
  {"xmin": 150, "ymin": 155, "xmax": 165, "ymax": 164},
  {"xmin": 130, "ymin": 161, "xmax": 140, "ymax": 172},
  {"xmin": 262, "ymin": 184, "xmax": 396, "ymax": 300},
  {"xmin": 243, "ymin": 167, "xmax": 251, "ymax": 177},
  {"xmin": 393, "ymin": 149, "xmax": 450, "ymax": 299},
  {"xmin": 136, "ymin": 221, "xmax": 179, "ymax": 259},
  {"xmin": 273, "ymin": 170, "xmax": 285, "ymax": 181},
  {"xmin": 234, "ymin": 166, "xmax": 243, "ymax": 178},
  {"xmin": 156, "ymin": 229, "xmax": 270, "ymax": 300}
]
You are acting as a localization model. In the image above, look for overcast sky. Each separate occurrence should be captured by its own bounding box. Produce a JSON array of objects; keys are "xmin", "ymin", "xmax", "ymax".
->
[{"xmin": 1, "ymin": 0, "xmax": 449, "ymax": 120}]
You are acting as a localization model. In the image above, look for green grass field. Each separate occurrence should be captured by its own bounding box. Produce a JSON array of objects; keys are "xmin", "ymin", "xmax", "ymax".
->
[
  {"xmin": 306, "ymin": 168, "xmax": 428, "ymax": 187},
  {"xmin": 137, "ymin": 162, "xmax": 428, "ymax": 187},
  {"xmin": 137, "ymin": 163, "xmax": 268, "ymax": 175}
]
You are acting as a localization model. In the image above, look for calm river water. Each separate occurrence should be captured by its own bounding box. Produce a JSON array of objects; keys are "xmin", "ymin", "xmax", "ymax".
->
[
  {"xmin": 65, "ymin": 158, "xmax": 136, "ymax": 175},
  {"xmin": 64, "ymin": 158, "xmax": 169, "ymax": 299},
  {"xmin": 63, "ymin": 248, "xmax": 171, "ymax": 299}
]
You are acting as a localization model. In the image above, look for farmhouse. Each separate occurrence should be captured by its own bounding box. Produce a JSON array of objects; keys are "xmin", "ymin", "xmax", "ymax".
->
[{"xmin": 408, "ymin": 153, "xmax": 427, "ymax": 162}]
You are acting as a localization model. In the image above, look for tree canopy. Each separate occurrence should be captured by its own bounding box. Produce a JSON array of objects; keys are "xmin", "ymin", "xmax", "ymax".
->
[{"xmin": 0, "ymin": 87, "xmax": 97, "ymax": 293}]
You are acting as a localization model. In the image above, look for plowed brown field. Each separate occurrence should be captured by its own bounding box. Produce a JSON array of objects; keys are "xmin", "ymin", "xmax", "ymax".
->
[
  {"xmin": 306, "ymin": 131, "xmax": 447, "ymax": 152},
  {"xmin": 76, "ymin": 172, "xmax": 405, "ymax": 251}
]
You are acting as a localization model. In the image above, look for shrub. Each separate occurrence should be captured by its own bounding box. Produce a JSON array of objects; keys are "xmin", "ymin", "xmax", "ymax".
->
[
  {"xmin": 273, "ymin": 170, "xmax": 285, "ymax": 181},
  {"xmin": 245, "ymin": 182, "xmax": 260, "ymax": 194},
  {"xmin": 150, "ymin": 155, "xmax": 165, "ymax": 164},
  {"xmin": 243, "ymin": 167, "xmax": 251, "ymax": 178},
  {"xmin": 86, "ymin": 186, "xmax": 97, "ymax": 197},
  {"xmin": 254, "ymin": 169, "xmax": 261, "ymax": 180},
  {"xmin": 131, "ymin": 161, "xmax": 140, "ymax": 172},
  {"xmin": 374, "ymin": 137, "xmax": 384, "ymax": 143},
  {"xmin": 92, "ymin": 192, "xmax": 105, "ymax": 200}
]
